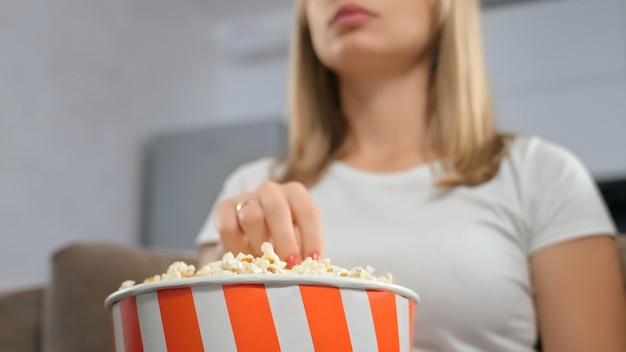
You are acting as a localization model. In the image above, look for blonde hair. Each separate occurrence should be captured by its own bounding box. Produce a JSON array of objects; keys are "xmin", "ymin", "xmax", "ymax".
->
[{"xmin": 276, "ymin": 0, "xmax": 511, "ymax": 187}]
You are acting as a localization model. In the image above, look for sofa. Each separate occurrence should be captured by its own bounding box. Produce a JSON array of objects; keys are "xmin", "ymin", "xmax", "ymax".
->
[
  {"xmin": 0, "ymin": 243, "xmax": 197, "ymax": 352},
  {"xmin": 2, "ymin": 238, "xmax": 626, "ymax": 352}
]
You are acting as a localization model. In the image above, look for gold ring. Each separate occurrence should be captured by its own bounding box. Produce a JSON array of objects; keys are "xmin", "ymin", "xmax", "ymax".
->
[{"xmin": 235, "ymin": 199, "xmax": 256, "ymax": 213}]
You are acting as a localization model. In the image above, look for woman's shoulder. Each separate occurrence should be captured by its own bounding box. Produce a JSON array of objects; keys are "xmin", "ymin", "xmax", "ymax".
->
[
  {"xmin": 504, "ymin": 137, "xmax": 615, "ymax": 254},
  {"xmin": 507, "ymin": 135, "xmax": 586, "ymax": 171},
  {"xmin": 223, "ymin": 157, "xmax": 281, "ymax": 190},
  {"xmin": 229, "ymin": 157, "xmax": 277, "ymax": 179},
  {"xmin": 505, "ymin": 135, "xmax": 595, "ymax": 190}
]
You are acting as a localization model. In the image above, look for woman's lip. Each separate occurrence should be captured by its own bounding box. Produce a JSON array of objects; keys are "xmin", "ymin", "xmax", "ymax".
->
[{"xmin": 332, "ymin": 4, "xmax": 376, "ymax": 27}]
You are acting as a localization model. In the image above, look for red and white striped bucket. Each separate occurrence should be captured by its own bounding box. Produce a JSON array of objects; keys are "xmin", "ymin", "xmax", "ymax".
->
[{"xmin": 105, "ymin": 275, "xmax": 419, "ymax": 351}]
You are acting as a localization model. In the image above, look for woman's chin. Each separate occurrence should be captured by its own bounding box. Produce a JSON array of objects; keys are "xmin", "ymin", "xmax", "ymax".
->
[{"xmin": 323, "ymin": 48, "xmax": 397, "ymax": 74}]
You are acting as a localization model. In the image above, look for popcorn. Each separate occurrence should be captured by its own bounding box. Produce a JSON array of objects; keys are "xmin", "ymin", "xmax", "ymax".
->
[
  {"xmin": 143, "ymin": 275, "xmax": 162, "ymax": 284},
  {"xmin": 163, "ymin": 261, "xmax": 196, "ymax": 280},
  {"xmin": 118, "ymin": 243, "xmax": 392, "ymax": 290},
  {"xmin": 261, "ymin": 242, "xmax": 286, "ymax": 268},
  {"xmin": 119, "ymin": 280, "xmax": 136, "ymax": 290}
]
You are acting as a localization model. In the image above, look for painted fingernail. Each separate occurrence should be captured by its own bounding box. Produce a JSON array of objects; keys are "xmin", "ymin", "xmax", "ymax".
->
[
  {"xmin": 310, "ymin": 251, "xmax": 321, "ymax": 261},
  {"xmin": 286, "ymin": 256, "xmax": 299, "ymax": 269}
]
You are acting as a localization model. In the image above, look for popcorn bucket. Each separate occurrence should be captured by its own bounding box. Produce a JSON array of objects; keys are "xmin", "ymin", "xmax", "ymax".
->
[{"xmin": 105, "ymin": 275, "xmax": 419, "ymax": 351}]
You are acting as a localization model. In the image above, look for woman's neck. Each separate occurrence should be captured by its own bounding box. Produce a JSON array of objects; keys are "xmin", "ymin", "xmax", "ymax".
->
[{"xmin": 338, "ymin": 63, "xmax": 433, "ymax": 171}]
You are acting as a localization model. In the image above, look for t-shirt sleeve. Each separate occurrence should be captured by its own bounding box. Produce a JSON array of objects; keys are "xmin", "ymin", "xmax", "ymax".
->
[
  {"xmin": 195, "ymin": 159, "xmax": 273, "ymax": 246},
  {"xmin": 523, "ymin": 138, "xmax": 616, "ymax": 255}
]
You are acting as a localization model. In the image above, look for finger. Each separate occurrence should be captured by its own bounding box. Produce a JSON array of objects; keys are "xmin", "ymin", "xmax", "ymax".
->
[
  {"xmin": 294, "ymin": 226, "xmax": 303, "ymax": 252},
  {"xmin": 257, "ymin": 181, "xmax": 301, "ymax": 262},
  {"xmin": 215, "ymin": 196, "xmax": 252, "ymax": 255},
  {"xmin": 236, "ymin": 197, "xmax": 269, "ymax": 257},
  {"xmin": 282, "ymin": 182, "xmax": 323, "ymax": 259}
]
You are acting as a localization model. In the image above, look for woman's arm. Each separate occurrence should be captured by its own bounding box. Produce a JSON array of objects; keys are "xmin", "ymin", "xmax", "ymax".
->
[{"xmin": 531, "ymin": 235, "xmax": 626, "ymax": 351}]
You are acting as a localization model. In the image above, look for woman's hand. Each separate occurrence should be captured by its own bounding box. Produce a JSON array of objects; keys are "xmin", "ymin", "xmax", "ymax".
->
[{"xmin": 214, "ymin": 181, "xmax": 323, "ymax": 268}]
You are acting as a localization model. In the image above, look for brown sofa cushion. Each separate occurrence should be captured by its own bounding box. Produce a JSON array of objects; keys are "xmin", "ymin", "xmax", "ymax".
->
[
  {"xmin": 0, "ymin": 287, "xmax": 44, "ymax": 352},
  {"xmin": 41, "ymin": 242, "xmax": 197, "ymax": 352}
]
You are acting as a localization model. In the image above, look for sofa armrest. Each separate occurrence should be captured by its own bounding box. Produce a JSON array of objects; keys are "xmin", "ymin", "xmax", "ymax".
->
[
  {"xmin": 41, "ymin": 242, "xmax": 197, "ymax": 352},
  {"xmin": 0, "ymin": 287, "xmax": 44, "ymax": 352}
]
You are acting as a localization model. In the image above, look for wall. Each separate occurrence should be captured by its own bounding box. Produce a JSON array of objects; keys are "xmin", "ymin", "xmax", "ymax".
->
[
  {"xmin": 483, "ymin": 0, "xmax": 626, "ymax": 181},
  {"xmin": 0, "ymin": 0, "xmax": 219, "ymax": 289},
  {"xmin": 208, "ymin": 9, "xmax": 292, "ymax": 124}
]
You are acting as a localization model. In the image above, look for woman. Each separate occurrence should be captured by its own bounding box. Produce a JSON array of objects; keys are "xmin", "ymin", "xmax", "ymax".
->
[{"xmin": 197, "ymin": 0, "xmax": 626, "ymax": 350}]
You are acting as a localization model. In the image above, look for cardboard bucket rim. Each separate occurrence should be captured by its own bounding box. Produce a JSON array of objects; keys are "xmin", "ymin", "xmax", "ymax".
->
[{"xmin": 105, "ymin": 274, "xmax": 419, "ymax": 309}]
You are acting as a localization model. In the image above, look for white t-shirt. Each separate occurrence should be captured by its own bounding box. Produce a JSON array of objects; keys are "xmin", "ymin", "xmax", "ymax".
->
[{"xmin": 196, "ymin": 136, "xmax": 616, "ymax": 351}]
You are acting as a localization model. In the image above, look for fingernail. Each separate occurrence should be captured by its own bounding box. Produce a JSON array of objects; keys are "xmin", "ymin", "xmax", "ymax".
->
[
  {"xmin": 286, "ymin": 256, "xmax": 299, "ymax": 269},
  {"xmin": 310, "ymin": 251, "xmax": 321, "ymax": 261}
]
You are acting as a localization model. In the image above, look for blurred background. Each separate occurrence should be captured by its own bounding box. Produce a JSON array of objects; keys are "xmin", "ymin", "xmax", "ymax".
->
[{"xmin": 1, "ymin": 0, "xmax": 625, "ymax": 291}]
